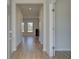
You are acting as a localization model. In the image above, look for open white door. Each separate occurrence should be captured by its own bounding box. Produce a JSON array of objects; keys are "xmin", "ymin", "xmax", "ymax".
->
[{"xmin": 49, "ymin": 3, "xmax": 55, "ymax": 57}]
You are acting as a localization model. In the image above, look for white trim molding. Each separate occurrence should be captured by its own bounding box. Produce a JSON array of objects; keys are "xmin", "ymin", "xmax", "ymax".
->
[{"xmin": 55, "ymin": 49, "xmax": 71, "ymax": 51}]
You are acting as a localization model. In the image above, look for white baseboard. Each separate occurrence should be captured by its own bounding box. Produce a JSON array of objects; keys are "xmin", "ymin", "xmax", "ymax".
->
[
  {"xmin": 55, "ymin": 49, "xmax": 71, "ymax": 51},
  {"xmin": 11, "ymin": 48, "xmax": 16, "ymax": 53},
  {"xmin": 43, "ymin": 48, "xmax": 46, "ymax": 52}
]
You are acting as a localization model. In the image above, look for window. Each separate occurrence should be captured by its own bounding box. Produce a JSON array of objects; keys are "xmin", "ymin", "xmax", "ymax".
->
[
  {"xmin": 21, "ymin": 22, "xmax": 24, "ymax": 32},
  {"xmin": 27, "ymin": 22, "xmax": 33, "ymax": 32}
]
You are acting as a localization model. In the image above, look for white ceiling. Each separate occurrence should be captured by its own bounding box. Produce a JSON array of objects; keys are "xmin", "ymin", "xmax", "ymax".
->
[
  {"xmin": 16, "ymin": 0, "xmax": 44, "ymax": 4},
  {"xmin": 16, "ymin": 4, "xmax": 43, "ymax": 18}
]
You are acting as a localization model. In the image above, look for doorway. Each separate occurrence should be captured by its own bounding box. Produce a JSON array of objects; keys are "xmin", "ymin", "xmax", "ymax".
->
[
  {"xmin": 11, "ymin": 4, "xmax": 49, "ymax": 59},
  {"xmin": 10, "ymin": 0, "xmax": 56, "ymax": 59}
]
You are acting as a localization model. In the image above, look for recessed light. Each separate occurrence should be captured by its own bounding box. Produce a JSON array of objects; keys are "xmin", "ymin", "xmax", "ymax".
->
[{"xmin": 29, "ymin": 8, "xmax": 32, "ymax": 10}]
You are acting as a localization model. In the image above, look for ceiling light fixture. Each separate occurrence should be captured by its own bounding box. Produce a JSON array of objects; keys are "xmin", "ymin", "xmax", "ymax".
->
[{"xmin": 29, "ymin": 8, "xmax": 32, "ymax": 10}]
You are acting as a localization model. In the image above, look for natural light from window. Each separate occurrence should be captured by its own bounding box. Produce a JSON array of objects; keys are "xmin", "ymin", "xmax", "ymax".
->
[
  {"xmin": 21, "ymin": 22, "xmax": 24, "ymax": 32},
  {"xmin": 27, "ymin": 22, "xmax": 33, "ymax": 32}
]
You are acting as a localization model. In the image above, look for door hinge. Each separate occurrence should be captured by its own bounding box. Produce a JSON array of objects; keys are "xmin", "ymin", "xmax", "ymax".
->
[
  {"xmin": 52, "ymin": 46, "xmax": 55, "ymax": 49},
  {"xmin": 52, "ymin": 9, "xmax": 55, "ymax": 12}
]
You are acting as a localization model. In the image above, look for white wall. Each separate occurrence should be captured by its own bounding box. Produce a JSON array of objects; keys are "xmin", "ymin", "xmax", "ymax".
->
[
  {"xmin": 55, "ymin": 0, "xmax": 71, "ymax": 51},
  {"xmin": 16, "ymin": 7, "xmax": 23, "ymax": 47},
  {"xmin": 39, "ymin": 6, "xmax": 43, "ymax": 44},
  {"xmin": 23, "ymin": 18, "xmax": 39, "ymax": 36}
]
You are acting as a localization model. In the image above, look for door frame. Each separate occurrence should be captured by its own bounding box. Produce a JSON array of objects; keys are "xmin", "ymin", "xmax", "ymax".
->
[
  {"xmin": 11, "ymin": 0, "xmax": 45, "ymax": 53},
  {"xmin": 49, "ymin": 3, "xmax": 56, "ymax": 57},
  {"xmin": 10, "ymin": 0, "xmax": 56, "ymax": 57}
]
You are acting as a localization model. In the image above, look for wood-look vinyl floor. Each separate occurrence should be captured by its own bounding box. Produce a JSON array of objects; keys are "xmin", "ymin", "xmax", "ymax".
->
[{"xmin": 11, "ymin": 36, "xmax": 70, "ymax": 59}]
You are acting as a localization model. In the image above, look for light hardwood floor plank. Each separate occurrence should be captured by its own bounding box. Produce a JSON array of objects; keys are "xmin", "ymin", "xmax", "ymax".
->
[{"xmin": 11, "ymin": 36, "xmax": 70, "ymax": 59}]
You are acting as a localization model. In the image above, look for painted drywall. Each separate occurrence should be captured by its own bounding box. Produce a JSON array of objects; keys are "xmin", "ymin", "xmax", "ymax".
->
[
  {"xmin": 16, "ymin": 7, "xmax": 23, "ymax": 47},
  {"xmin": 39, "ymin": 6, "xmax": 43, "ymax": 44},
  {"xmin": 16, "ymin": 0, "xmax": 44, "ymax": 4},
  {"xmin": 23, "ymin": 18, "xmax": 39, "ymax": 36},
  {"xmin": 55, "ymin": 0, "xmax": 71, "ymax": 51}
]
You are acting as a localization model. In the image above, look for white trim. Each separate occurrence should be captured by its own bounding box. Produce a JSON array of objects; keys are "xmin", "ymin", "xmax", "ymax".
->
[
  {"xmin": 43, "ymin": 0, "xmax": 46, "ymax": 53},
  {"xmin": 55, "ymin": 49, "xmax": 71, "ymax": 51},
  {"xmin": 11, "ymin": 0, "xmax": 17, "ymax": 54},
  {"xmin": 43, "ymin": 47, "xmax": 46, "ymax": 52},
  {"xmin": 11, "ymin": 48, "xmax": 16, "ymax": 53},
  {"xmin": 23, "ymin": 17, "xmax": 39, "ymax": 19},
  {"xmin": 16, "ymin": 0, "xmax": 43, "ymax": 4},
  {"xmin": 49, "ymin": 3, "xmax": 54, "ymax": 57}
]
